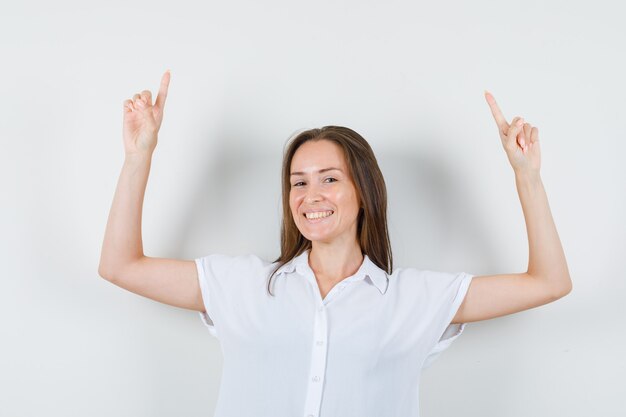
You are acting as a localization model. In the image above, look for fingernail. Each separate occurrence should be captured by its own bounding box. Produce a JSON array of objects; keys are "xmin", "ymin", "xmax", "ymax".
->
[{"xmin": 517, "ymin": 119, "xmax": 523, "ymax": 126}]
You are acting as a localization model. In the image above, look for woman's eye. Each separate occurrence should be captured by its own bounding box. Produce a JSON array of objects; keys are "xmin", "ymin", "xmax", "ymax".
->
[{"xmin": 292, "ymin": 178, "xmax": 335, "ymax": 187}]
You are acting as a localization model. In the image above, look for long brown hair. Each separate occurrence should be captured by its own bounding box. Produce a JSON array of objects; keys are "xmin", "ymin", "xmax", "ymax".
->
[{"xmin": 267, "ymin": 126, "xmax": 392, "ymax": 296}]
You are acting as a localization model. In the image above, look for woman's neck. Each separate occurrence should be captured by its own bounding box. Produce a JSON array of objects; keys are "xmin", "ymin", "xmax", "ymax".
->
[{"xmin": 308, "ymin": 241, "xmax": 363, "ymax": 283}]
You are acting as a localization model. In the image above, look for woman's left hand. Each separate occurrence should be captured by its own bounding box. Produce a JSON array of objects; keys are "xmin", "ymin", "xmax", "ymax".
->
[{"xmin": 484, "ymin": 91, "xmax": 541, "ymax": 175}]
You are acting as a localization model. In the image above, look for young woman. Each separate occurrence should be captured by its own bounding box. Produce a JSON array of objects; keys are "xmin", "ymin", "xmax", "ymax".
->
[{"xmin": 99, "ymin": 70, "xmax": 572, "ymax": 417}]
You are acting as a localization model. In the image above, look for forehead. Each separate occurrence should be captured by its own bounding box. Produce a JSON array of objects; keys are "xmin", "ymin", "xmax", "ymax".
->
[{"xmin": 290, "ymin": 140, "xmax": 347, "ymax": 171}]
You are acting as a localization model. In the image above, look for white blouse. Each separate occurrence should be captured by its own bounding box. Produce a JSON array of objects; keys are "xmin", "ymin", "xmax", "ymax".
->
[{"xmin": 195, "ymin": 249, "xmax": 473, "ymax": 417}]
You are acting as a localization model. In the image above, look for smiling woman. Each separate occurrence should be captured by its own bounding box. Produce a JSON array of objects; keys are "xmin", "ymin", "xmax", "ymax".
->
[
  {"xmin": 270, "ymin": 127, "xmax": 393, "ymax": 298},
  {"xmin": 99, "ymin": 71, "xmax": 572, "ymax": 417}
]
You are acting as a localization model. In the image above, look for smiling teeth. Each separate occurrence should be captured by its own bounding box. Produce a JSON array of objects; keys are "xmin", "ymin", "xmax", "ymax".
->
[{"xmin": 305, "ymin": 211, "xmax": 333, "ymax": 219}]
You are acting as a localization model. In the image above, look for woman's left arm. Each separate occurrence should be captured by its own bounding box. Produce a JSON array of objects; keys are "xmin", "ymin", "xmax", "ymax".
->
[{"xmin": 452, "ymin": 92, "xmax": 572, "ymax": 324}]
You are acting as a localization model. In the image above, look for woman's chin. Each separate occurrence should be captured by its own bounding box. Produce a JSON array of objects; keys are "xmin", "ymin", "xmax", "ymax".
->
[{"xmin": 300, "ymin": 230, "xmax": 334, "ymax": 244}]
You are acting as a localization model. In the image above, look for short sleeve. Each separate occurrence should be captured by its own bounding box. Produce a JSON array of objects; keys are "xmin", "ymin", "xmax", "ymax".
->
[
  {"xmin": 195, "ymin": 257, "xmax": 218, "ymax": 338},
  {"xmin": 194, "ymin": 252, "xmax": 269, "ymax": 340},
  {"xmin": 195, "ymin": 253, "xmax": 246, "ymax": 339},
  {"xmin": 422, "ymin": 272, "xmax": 474, "ymax": 370}
]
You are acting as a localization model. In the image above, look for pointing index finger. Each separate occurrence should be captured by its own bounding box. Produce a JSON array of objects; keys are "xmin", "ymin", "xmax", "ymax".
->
[
  {"xmin": 484, "ymin": 90, "xmax": 509, "ymax": 133},
  {"xmin": 155, "ymin": 70, "xmax": 171, "ymax": 110}
]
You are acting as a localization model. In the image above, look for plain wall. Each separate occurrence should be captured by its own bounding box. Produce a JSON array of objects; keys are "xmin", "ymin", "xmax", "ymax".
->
[{"xmin": 1, "ymin": 0, "xmax": 625, "ymax": 416}]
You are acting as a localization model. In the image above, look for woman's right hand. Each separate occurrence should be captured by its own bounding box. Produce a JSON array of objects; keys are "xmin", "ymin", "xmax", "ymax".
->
[{"xmin": 122, "ymin": 70, "xmax": 171, "ymax": 156}]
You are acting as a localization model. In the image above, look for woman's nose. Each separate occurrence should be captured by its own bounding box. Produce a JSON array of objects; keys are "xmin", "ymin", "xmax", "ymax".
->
[{"xmin": 304, "ymin": 184, "xmax": 322, "ymax": 203}]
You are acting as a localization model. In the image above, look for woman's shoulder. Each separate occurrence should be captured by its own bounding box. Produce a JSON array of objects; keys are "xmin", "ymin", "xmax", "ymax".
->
[
  {"xmin": 195, "ymin": 252, "xmax": 282, "ymax": 275},
  {"xmin": 392, "ymin": 265, "xmax": 469, "ymax": 287},
  {"xmin": 393, "ymin": 265, "xmax": 454, "ymax": 277}
]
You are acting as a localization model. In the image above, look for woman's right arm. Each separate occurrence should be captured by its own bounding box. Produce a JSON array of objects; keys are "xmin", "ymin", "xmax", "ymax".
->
[{"xmin": 98, "ymin": 71, "xmax": 205, "ymax": 312}]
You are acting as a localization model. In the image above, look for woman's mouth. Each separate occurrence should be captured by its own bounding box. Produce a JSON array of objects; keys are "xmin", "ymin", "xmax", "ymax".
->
[{"xmin": 303, "ymin": 210, "xmax": 334, "ymax": 222}]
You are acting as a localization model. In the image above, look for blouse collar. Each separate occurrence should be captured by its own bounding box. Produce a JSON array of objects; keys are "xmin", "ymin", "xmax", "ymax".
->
[{"xmin": 275, "ymin": 249, "xmax": 389, "ymax": 295}]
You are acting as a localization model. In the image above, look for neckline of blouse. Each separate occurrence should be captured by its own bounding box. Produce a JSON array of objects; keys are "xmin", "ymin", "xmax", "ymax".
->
[{"xmin": 275, "ymin": 249, "xmax": 389, "ymax": 295}]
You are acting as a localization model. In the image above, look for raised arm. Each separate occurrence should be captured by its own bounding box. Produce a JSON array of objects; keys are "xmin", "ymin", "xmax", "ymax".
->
[
  {"xmin": 452, "ymin": 92, "xmax": 572, "ymax": 324},
  {"xmin": 98, "ymin": 71, "xmax": 205, "ymax": 312}
]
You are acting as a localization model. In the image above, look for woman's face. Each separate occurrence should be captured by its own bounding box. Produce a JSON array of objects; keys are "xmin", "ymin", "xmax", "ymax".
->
[{"xmin": 289, "ymin": 139, "xmax": 361, "ymax": 245}]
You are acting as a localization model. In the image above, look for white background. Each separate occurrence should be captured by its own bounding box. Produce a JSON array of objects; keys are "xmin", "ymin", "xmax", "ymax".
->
[{"xmin": 1, "ymin": 0, "xmax": 625, "ymax": 416}]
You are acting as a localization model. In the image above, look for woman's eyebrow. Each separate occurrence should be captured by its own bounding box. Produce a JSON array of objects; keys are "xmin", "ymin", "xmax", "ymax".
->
[{"xmin": 290, "ymin": 167, "xmax": 343, "ymax": 176}]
